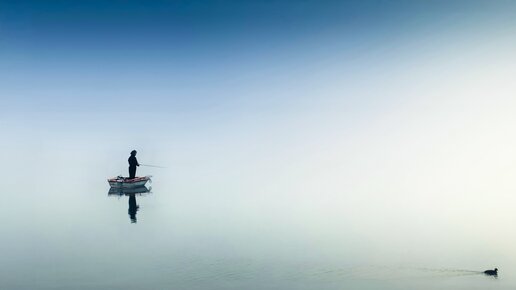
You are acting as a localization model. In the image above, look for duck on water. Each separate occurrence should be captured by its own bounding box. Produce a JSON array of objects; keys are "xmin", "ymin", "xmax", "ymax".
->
[{"xmin": 484, "ymin": 268, "xmax": 498, "ymax": 276}]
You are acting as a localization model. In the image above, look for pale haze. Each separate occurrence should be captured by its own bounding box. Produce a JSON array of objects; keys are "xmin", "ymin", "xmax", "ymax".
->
[{"xmin": 1, "ymin": 1, "xmax": 516, "ymax": 289}]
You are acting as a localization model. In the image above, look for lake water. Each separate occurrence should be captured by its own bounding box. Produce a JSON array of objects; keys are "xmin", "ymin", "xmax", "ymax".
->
[
  {"xmin": 1, "ymin": 113, "xmax": 516, "ymax": 290},
  {"xmin": 1, "ymin": 162, "xmax": 514, "ymax": 290}
]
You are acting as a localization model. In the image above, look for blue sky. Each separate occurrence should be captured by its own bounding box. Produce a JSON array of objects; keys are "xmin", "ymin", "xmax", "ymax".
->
[
  {"xmin": 1, "ymin": 0, "xmax": 516, "ymax": 155},
  {"xmin": 2, "ymin": 0, "xmax": 515, "ymax": 115}
]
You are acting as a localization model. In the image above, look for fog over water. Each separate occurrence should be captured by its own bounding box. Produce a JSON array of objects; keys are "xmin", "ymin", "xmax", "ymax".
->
[
  {"xmin": 2, "ymin": 1, "xmax": 516, "ymax": 289},
  {"xmin": 2, "ymin": 68, "xmax": 516, "ymax": 288}
]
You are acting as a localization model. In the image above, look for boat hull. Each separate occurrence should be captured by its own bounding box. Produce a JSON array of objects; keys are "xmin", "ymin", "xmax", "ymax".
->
[{"xmin": 108, "ymin": 176, "xmax": 151, "ymax": 188}]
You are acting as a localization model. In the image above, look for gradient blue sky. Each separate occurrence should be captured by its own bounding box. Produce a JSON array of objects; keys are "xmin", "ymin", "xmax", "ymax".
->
[
  {"xmin": 2, "ymin": 1, "xmax": 516, "ymax": 179},
  {"xmin": 2, "ymin": 0, "xmax": 516, "ymax": 115}
]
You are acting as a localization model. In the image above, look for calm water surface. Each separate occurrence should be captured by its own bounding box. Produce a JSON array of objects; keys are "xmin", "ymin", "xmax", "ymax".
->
[{"xmin": 0, "ymin": 137, "xmax": 514, "ymax": 290}]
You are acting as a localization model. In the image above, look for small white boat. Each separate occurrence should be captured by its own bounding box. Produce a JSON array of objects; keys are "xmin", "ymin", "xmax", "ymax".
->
[{"xmin": 108, "ymin": 176, "xmax": 151, "ymax": 188}]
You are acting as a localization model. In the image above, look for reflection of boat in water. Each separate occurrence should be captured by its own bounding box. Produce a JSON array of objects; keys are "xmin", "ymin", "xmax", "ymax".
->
[
  {"xmin": 107, "ymin": 176, "xmax": 151, "ymax": 188},
  {"xmin": 108, "ymin": 185, "xmax": 151, "ymax": 196},
  {"xmin": 108, "ymin": 186, "xmax": 152, "ymax": 223}
]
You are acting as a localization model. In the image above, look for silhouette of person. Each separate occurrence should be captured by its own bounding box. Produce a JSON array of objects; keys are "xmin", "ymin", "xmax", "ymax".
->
[
  {"xmin": 128, "ymin": 194, "xmax": 139, "ymax": 223},
  {"xmin": 128, "ymin": 150, "xmax": 140, "ymax": 179}
]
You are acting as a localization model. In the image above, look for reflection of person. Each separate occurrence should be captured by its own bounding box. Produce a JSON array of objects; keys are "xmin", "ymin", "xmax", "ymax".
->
[
  {"xmin": 128, "ymin": 194, "xmax": 139, "ymax": 223},
  {"xmin": 128, "ymin": 150, "xmax": 140, "ymax": 179}
]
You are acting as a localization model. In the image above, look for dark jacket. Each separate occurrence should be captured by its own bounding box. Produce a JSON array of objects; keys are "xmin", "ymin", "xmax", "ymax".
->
[{"xmin": 128, "ymin": 156, "xmax": 139, "ymax": 168}]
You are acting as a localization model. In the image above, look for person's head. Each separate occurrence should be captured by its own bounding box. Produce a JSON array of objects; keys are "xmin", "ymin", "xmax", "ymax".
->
[
  {"xmin": 131, "ymin": 150, "xmax": 137, "ymax": 156},
  {"xmin": 495, "ymin": 268, "xmax": 498, "ymax": 272}
]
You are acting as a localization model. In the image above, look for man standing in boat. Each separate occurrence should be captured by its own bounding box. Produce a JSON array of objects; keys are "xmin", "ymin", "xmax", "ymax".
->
[{"xmin": 128, "ymin": 150, "xmax": 139, "ymax": 179}]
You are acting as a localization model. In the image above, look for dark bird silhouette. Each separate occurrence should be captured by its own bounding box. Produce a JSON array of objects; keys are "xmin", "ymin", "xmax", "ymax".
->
[{"xmin": 484, "ymin": 268, "xmax": 498, "ymax": 276}]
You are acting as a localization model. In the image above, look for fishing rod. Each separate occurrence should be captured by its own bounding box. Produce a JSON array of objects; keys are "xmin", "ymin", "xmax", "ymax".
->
[{"xmin": 140, "ymin": 164, "xmax": 167, "ymax": 168}]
